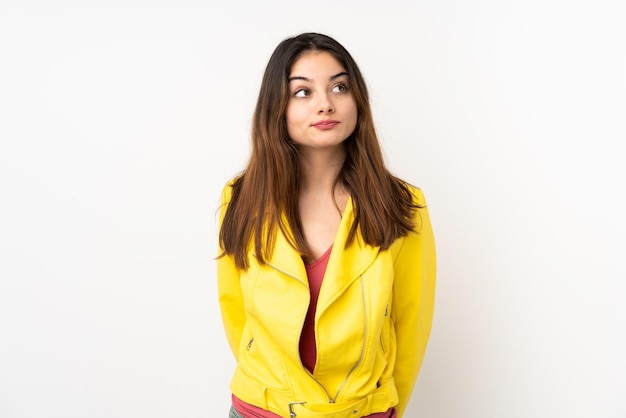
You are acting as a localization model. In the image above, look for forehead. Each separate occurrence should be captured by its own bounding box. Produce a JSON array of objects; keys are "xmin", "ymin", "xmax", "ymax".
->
[{"xmin": 289, "ymin": 51, "xmax": 347, "ymax": 78}]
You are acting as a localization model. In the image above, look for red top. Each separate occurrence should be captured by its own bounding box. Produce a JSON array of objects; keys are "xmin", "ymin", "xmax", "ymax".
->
[
  {"xmin": 299, "ymin": 245, "xmax": 332, "ymax": 373},
  {"xmin": 232, "ymin": 246, "xmax": 396, "ymax": 417}
]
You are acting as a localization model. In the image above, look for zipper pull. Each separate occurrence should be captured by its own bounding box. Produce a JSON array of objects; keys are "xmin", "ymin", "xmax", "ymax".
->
[
  {"xmin": 384, "ymin": 303, "xmax": 389, "ymax": 316},
  {"xmin": 289, "ymin": 401, "xmax": 306, "ymax": 417},
  {"xmin": 246, "ymin": 337, "xmax": 254, "ymax": 351}
]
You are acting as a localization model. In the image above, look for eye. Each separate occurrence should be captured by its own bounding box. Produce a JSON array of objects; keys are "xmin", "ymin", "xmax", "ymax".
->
[
  {"xmin": 293, "ymin": 88, "xmax": 310, "ymax": 98},
  {"xmin": 332, "ymin": 83, "xmax": 349, "ymax": 93}
]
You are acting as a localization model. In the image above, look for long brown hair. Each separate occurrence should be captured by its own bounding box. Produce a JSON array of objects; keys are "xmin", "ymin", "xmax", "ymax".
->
[{"xmin": 219, "ymin": 32, "xmax": 421, "ymax": 270}]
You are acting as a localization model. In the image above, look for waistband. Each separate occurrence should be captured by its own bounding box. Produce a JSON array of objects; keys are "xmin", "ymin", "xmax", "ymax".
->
[{"xmin": 231, "ymin": 368, "xmax": 397, "ymax": 418}]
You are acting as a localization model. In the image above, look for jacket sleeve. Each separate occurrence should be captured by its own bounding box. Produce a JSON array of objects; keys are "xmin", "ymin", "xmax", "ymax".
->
[
  {"xmin": 391, "ymin": 188, "xmax": 436, "ymax": 417},
  {"xmin": 216, "ymin": 183, "xmax": 245, "ymax": 361}
]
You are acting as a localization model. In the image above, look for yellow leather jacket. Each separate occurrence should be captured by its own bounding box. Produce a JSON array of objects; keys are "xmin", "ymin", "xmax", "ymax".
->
[{"xmin": 217, "ymin": 183, "xmax": 436, "ymax": 417}]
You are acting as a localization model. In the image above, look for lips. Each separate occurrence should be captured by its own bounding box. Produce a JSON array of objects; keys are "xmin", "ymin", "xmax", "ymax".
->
[{"xmin": 312, "ymin": 120, "xmax": 339, "ymax": 130}]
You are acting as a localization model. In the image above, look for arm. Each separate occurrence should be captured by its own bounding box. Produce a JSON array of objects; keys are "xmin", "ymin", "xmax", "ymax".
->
[
  {"xmin": 391, "ymin": 188, "xmax": 436, "ymax": 417},
  {"xmin": 216, "ymin": 183, "xmax": 245, "ymax": 361}
]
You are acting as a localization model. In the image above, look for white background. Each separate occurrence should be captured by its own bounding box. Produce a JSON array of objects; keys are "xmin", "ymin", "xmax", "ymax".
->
[{"xmin": 1, "ymin": 0, "xmax": 625, "ymax": 417}]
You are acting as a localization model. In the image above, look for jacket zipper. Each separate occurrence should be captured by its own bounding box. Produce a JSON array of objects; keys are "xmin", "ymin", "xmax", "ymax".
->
[
  {"xmin": 380, "ymin": 303, "xmax": 389, "ymax": 352},
  {"xmin": 331, "ymin": 275, "xmax": 367, "ymax": 402}
]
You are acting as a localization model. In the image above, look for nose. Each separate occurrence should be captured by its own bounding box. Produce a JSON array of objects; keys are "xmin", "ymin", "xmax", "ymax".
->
[{"xmin": 317, "ymin": 93, "xmax": 334, "ymax": 114}]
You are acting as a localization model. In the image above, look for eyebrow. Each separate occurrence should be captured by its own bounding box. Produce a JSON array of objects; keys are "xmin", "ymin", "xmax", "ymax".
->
[{"xmin": 288, "ymin": 71, "xmax": 349, "ymax": 83}]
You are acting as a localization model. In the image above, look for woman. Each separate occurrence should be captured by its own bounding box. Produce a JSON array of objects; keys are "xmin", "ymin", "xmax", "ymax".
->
[{"xmin": 217, "ymin": 32, "xmax": 436, "ymax": 418}]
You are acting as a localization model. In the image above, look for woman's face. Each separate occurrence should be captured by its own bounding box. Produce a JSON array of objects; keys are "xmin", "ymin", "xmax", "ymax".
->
[{"xmin": 286, "ymin": 51, "xmax": 357, "ymax": 151}]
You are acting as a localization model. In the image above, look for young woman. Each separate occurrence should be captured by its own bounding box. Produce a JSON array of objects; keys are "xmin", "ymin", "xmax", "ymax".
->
[{"xmin": 217, "ymin": 33, "xmax": 436, "ymax": 418}]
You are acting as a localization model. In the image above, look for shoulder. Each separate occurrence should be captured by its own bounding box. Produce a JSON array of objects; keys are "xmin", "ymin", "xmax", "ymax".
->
[
  {"xmin": 396, "ymin": 179, "xmax": 428, "ymax": 208},
  {"xmin": 220, "ymin": 175, "xmax": 244, "ymax": 206},
  {"xmin": 388, "ymin": 184, "xmax": 434, "ymax": 259},
  {"xmin": 219, "ymin": 175, "xmax": 245, "ymax": 221},
  {"xmin": 395, "ymin": 180, "xmax": 431, "ymax": 238},
  {"xmin": 405, "ymin": 183, "xmax": 427, "ymax": 206}
]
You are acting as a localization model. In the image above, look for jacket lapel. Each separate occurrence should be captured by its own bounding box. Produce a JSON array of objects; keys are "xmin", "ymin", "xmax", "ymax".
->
[
  {"xmin": 317, "ymin": 197, "xmax": 380, "ymax": 314},
  {"xmin": 266, "ymin": 197, "xmax": 380, "ymax": 311},
  {"xmin": 267, "ymin": 224, "xmax": 308, "ymax": 285}
]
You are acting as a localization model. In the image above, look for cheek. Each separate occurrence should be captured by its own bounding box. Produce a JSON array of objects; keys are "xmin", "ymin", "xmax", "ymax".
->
[
  {"xmin": 285, "ymin": 110, "xmax": 298, "ymax": 139},
  {"xmin": 285, "ymin": 106, "xmax": 304, "ymax": 130},
  {"xmin": 344, "ymin": 96, "xmax": 357, "ymax": 115},
  {"xmin": 285, "ymin": 104, "xmax": 295, "ymax": 125},
  {"xmin": 347, "ymin": 100, "xmax": 358, "ymax": 128}
]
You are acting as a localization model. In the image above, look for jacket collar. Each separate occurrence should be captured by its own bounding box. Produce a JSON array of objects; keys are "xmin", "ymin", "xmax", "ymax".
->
[{"xmin": 267, "ymin": 197, "xmax": 380, "ymax": 308}]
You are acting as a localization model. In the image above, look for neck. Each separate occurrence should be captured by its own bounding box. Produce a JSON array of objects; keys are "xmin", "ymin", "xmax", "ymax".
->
[{"xmin": 298, "ymin": 146, "xmax": 346, "ymax": 194}]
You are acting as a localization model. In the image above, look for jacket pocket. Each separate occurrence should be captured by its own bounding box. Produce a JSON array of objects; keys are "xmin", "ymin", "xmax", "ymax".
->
[
  {"xmin": 379, "ymin": 302, "xmax": 391, "ymax": 353},
  {"xmin": 237, "ymin": 329, "xmax": 290, "ymax": 391}
]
